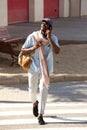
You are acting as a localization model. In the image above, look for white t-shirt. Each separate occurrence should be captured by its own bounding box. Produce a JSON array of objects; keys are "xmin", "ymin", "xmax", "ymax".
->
[{"xmin": 22, "ymin": 30, "xmax": 60, "ymax": 74}]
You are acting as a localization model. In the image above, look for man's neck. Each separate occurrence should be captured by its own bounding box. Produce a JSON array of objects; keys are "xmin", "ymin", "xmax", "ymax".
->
[{"xmin": 41, "ymin": 30, "xmax": 47, "ymax": 39}]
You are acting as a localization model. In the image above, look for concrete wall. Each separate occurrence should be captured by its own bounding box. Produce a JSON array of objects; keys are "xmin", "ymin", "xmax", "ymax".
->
[
  {"xmin": 70, "ymin": 0, "xmax": 80, "ymax": 17},
  {"xmin": 0, "ymin": 0, "xmax": 8, "ymax": 26},
  {"xmin": 81, "ymin": 0, "xmax": 87, "ymax": 16},
  {"xmin": 59, "ymin": 0, "xmax": 69, "ymax": 17},
  {"xmin": 64, "ymin": 0, "xmax": 69, "ymax": 17},
  {"xmin": 59, "ymin": 0, "xmax": 64, "ymax": 17},
  {"xmin": 34, "ymin": 0, "xmax": 43, "ymax": 21},
  {"xmin": 29, "ymin": 0, "xmax": 34, "ymax": 21},
  {"xmin": 29, "ymin": 0, "xmax": 43, "ymax": 22}
]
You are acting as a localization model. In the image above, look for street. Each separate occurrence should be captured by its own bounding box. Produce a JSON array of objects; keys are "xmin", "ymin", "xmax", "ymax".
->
[{"xmin": 0, "ymin": 81, "xmax": 87, "ymax": 129}]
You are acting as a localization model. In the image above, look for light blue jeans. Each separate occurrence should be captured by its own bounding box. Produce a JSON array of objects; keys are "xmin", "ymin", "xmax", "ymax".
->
[{"xmin": 28, "ymin": 69, "xmax": 49, "ymax": 115}]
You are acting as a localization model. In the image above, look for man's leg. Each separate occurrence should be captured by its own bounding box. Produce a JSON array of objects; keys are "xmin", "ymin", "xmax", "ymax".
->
[
  {"xmin": 28, "ymin": 69, "xmax": 39, "ymax": 104},
  {"xmin": 28, "ymin": 69, "xmax": 39, "ymax": 117},
  {"xmin": 38, "ymin": 78, "xmax": 49, "ymax": 124}
]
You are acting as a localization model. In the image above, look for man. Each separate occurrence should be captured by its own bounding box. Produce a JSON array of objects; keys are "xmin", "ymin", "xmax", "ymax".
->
[{"xmin": 21, "ymin": 18, "xmax": 60, "ymax": 125}]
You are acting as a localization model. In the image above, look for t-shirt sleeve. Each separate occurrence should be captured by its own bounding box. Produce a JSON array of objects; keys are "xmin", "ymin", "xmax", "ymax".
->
[
  {"xmin": 22, "ymin": 34, "xmax": 35, "ymax": 49},
  {"xmin": 52, "ymin": 34, "xmax": 60, "ymax": 48}
]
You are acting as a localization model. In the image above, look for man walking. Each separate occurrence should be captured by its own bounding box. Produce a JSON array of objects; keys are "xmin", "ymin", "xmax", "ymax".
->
[{"xmin": 21, "ymin": 18, "xmax": 60, "ymax": 125}]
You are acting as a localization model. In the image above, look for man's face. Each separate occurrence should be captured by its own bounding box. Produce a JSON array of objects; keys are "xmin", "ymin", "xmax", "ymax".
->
[{"xmin": 41, "ymin": 22, "xmax": 51, "ymax": 33}]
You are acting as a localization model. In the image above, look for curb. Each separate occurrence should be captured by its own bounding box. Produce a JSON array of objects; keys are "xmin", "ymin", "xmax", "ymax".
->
[
  {"xmin": 0, "ymin": 73, "xmax": 87, "ymax": 85},
  {"xmin": 50, "ymin": 74, "xmax": 87, "ymax": 82},
  {"xmin": 59, "ymin": 40, "xmax": 87, "ymax": 46}
]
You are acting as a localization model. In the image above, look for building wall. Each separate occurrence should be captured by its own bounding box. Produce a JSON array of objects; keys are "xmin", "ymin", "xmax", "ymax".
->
[
  {"xmin": 64, "ymin": 0, "xmax": 69, "ymax": 17},
  {"xmin": 81, "ymin": 0, "xmax": 87, "ymax": 16},
  {"xmin": 44, "ymin": 0, "xmax": 59, "ymax": 18},
  {"xmin": 1, "ymin": 0, "xmax": 87, "ymax": 26},
  {"xmin": 29, "ymin": 0, "xmax": 34, "ymax": 21},
  {"xmin": 0, "ymin": 0, "xmax": 8, "ymax": 26},
  {"xmin": 8, "ymin": 0, "xmax": 29, "ymax": 24},
  {"xmin": 29, "ymin": 0, "xmax": 43, "ymax": 22},
  {"xmin": 34, "ymin": 0, "xmax": 43, "ymax": 21},
  {"xmin": 59, "ymin": 0, "xmax": 69, "ymax": 17},
  {"xmin": 29, "ymin": 0, "xmax": 59, "ymax": 22},
  {"xmin": 59, "ymin": 0, "xmax": 64, "ymax": 17},
  {"xmin": 70, "ymin": 0, "xmax": 80, "ymax": 17}
]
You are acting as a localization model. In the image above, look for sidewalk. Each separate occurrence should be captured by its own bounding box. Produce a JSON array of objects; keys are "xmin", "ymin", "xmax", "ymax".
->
[{"xmin": 0, "ymin": 17, "xmax": 87, "ymax": 85}]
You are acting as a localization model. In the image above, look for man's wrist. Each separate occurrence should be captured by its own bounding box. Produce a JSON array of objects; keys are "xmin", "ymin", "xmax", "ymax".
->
[
  {"xmin": 32, "ymin": 46, "xmax": 36, "ymax": 51},
  {"xmin": 47, "ymin": 37, "xmax": 52, "ymax": 41}
]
